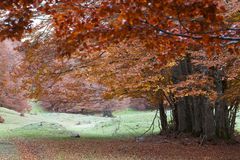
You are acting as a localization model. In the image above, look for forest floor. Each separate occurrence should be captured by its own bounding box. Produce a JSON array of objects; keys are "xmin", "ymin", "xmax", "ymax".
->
[{"xmin": 0, "ymin": 135, "xmax": 240, "ymax": 160}]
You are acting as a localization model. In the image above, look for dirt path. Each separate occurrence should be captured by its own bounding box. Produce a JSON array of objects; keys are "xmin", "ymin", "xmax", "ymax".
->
[{"xmin": 9, "ymin": 137, "xmax": 240, "ymax": 160}]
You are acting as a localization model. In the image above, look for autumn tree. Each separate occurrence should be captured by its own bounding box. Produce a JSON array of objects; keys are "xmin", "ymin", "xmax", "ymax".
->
[
  {"xmin": 82, "ymin": 40, "xmax": 174, "ymax": 131},
  {"xmin": 13, "ymin": 38, "xmax": 144, "ymax": 113},
  {"xmin": 0, "ymin": 0, "xmax": 240, "ymax": 139}
]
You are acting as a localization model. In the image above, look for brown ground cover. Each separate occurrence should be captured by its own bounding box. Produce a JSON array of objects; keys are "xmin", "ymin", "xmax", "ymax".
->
[{"xmin": 7, "ymin": 135, "xmax": 240, "ymax": 160}]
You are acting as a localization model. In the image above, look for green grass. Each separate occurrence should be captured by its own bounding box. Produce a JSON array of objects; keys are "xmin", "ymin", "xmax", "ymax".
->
[
  {"xmin": 28, "ymin": 100, "xmax": 47, "ymax": 114},
  {"xmin": 0, "ymin": 107, "xmax": 160, "ymax": 139}
]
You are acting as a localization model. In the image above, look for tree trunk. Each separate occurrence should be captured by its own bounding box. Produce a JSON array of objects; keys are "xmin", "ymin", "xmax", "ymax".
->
[
  {"xmin": 214, "ymin": 69, "xmax": 230, "ymax": 139},
  {"xmin": 192, "ymin": 96, "xmax": 202, "ymax": 136},
  {"xmin": 172, "ymin": 56, "xmax": 193, "ymax": 133},
  {"xmin": 215, "ymin": 102, "xmax": 229, "ymax": 139},
  {"xmin": 176, "ymin": 98, "xmax": 192, "ymax": 132},
  {"xmin": 171, "ymin": 56, "xmax": 215, "ymax": 138},
  {"xmin": 170, "ymin": 56, "xmax": 237, "ymax": 139},
  {"xmin": 201, "ymin": 97, "xmax": 215, "ymax": 139},
  {"xmin": 158, "ymin": 98, "xmax": 168, "ymax": 131}
]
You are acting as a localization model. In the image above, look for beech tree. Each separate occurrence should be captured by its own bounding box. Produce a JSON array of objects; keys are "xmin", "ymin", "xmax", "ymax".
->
[{"xmin": 0, "ymin": 0, "xmax": 240, "ymax": 139}]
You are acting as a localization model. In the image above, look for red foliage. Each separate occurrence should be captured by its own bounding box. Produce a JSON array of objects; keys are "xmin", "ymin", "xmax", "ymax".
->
[{"xmin": 0, "ymin": 0, "xmax": 239, "ymax": 112}]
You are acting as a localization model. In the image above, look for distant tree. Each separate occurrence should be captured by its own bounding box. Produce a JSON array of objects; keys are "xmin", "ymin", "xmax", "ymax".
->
[{"xmin": 0, "ymin": 40, "xmax": 30, "ymax": 112}]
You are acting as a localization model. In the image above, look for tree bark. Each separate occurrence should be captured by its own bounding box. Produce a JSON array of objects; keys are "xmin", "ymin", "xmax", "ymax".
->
[
  {"xmin": 201, "ymin": 97, "xmax": 215, "ymax": 139},
  {"xmin": 214, "ymin": 69, "xmax": 230, "ymax": 139},
  {"xmin": 215, "ymin": 102, "xmax": 229, "ymax": 139},
  {"xmin": 172, "ymin": 56, "xmax": 193, "ymax": 133},
  {"xmin": 158, "ymin": 98, "xmax": 168, "ymax": 131},
  {"xmin": 192, "ymin": 97, "xmax": 202, "ymax": 136}
]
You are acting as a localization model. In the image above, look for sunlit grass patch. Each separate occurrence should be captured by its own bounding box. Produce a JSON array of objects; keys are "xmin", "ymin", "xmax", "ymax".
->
[{"xmin": 0, "ymin": 107, "xmax": 160, "ymax": 139}]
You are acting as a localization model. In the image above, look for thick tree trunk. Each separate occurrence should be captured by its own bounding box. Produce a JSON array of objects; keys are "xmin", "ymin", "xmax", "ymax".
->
[
  {"xmin": 201, "ymin": 97, "xmax": 215, "ymax": 139},
  {"xmin": 176, "ymin": 98, "xmax": 192, "ymax": 132},
  {"xmin": 192, "ymin": 96, "xmax": 202, "ymax": 136},
  {"xmin": 214, "ymin": 69, "xmax": 230, "ymax": 139},
  {"xmin": 171, "ymin": 56, "xmax": 218, "ymax": 139},
  {"xmin": 215, "ymin": 102, "xmax": 229, "ymax": 139},
  {"xmin": 172, "ymin": 56, "xmax": 193, "ymax": 133},
  {"xmin": 169, "ymin": 56, "xmax": 237, "ymax": 139}
]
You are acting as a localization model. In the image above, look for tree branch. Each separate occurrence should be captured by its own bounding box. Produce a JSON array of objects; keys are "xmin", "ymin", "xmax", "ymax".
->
[{"xmin": 144, "ymin": 21, "xmax": 240, "ymax": 42}]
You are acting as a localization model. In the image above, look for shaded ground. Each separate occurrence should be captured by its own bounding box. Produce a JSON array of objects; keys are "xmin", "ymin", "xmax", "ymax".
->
[{"xmin": 0, "ymin": 136, "xmax": 238, "ymax": 160}]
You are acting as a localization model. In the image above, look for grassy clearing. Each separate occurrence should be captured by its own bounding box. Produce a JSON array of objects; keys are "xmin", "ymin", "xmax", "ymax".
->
[
  {"xmin": 0, "ymin": 107, "xmax": 160, "ymax": 139},
  {"xmin": 0, "ymin": 105, "xmax": 239, "ymax": 139}
]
